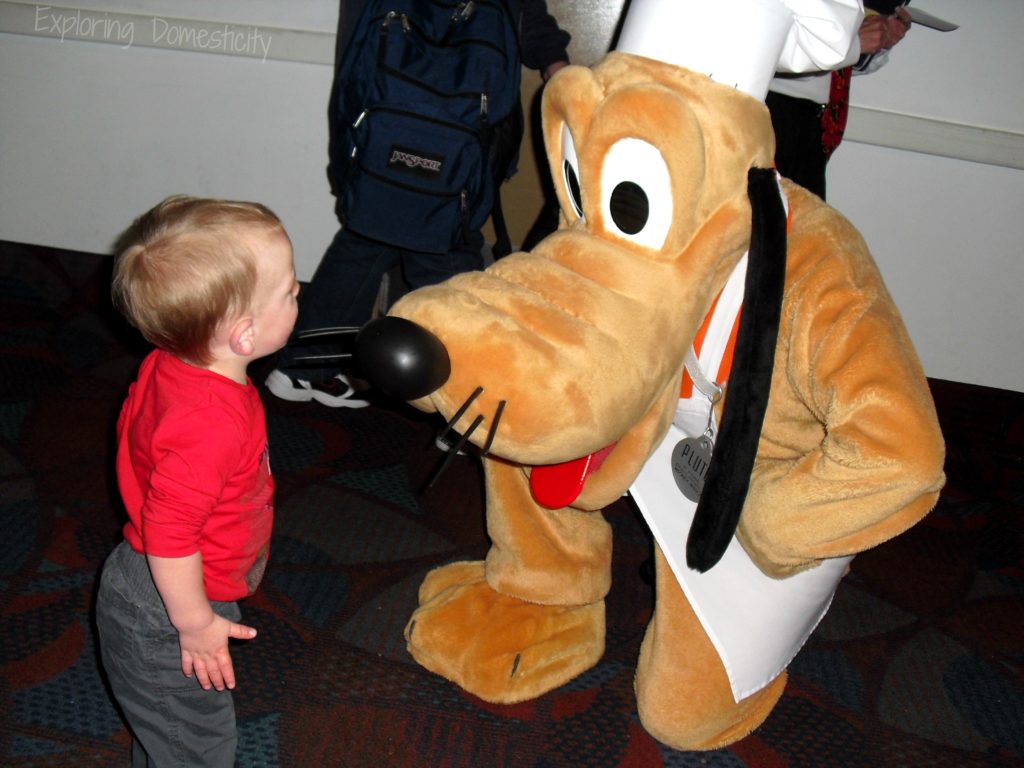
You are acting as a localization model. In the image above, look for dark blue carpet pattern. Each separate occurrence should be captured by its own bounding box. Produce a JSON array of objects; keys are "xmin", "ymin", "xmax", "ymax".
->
[{"xmin": 1, "ymin": 242, "xmax": 1022, "ymax": 767}]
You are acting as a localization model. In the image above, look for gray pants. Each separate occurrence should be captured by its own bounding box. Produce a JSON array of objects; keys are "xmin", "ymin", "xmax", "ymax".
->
[{"xmin": 96, "ymin": 541, "xmax": 242, "ymax": 767}]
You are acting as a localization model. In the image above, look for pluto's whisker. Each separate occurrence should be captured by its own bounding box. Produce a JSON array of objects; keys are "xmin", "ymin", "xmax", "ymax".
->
[
  {"xmin": 435, "ymin": 386, "xmax": 483, "ymax": 449},
  {"xmin": 426, "ymin": 414, "xmax": 484, "ymax": 489},
  {"xmin": 481, "ymin": 400, "xmax": 506, "ymax": 456}
]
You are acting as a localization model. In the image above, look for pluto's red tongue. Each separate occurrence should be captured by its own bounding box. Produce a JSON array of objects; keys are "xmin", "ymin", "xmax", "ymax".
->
[{"xmin": 530, "ymin": 444, "xmax": 616, "ymax": 509}]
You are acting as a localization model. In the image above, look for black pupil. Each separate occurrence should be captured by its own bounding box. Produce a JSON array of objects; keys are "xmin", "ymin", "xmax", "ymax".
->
[
  {"xmin": 609, "ymin": 181, "xmax": 648, "ymax": 235},
  {"xmin": 564, "ymin": 161, "xmax": 583, "ymax": 215}
]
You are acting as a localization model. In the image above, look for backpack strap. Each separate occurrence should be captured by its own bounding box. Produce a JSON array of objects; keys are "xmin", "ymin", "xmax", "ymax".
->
[
  {"xmin": 491, "ymin": 184, "xmax": 514, "ymax": 259},
  {"xmin": 489, "ymin": 95, "xmax": 525, "ymax": 258}
]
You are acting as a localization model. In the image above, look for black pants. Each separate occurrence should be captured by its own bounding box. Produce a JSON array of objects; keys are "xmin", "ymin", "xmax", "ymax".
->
[{"xmin": 766, "ymin": 91, "xmax": 828, "ymax": 200}]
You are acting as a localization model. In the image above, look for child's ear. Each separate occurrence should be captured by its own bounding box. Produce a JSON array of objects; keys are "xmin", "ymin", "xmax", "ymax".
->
[{"xmin": 228, "ymin": 316, "xmax": 256, "ymax": 358}]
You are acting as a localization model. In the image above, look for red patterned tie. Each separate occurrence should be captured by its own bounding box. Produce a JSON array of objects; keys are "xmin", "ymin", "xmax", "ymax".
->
[{"xmin": 821, "ymin": 65, "xmax": 852, "ymax": 159}]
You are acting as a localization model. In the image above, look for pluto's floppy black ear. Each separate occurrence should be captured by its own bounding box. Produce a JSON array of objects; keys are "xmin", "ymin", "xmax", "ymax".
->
[{"xmin": 685, "ymin": 167, "xmax": 787, "ymax": 573}]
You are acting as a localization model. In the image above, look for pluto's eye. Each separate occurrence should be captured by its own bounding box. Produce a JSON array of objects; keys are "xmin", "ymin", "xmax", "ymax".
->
[
  {"xmin": 609, "ymin": 182, "xmax": 648, "ymax": 235},
  {"xmin": 561, "ymin": 124, "xmax": 584, "ymax": 221},
  {"xmin": 600, "ymin": 138, "xmax": 673, "ymax": 250}
]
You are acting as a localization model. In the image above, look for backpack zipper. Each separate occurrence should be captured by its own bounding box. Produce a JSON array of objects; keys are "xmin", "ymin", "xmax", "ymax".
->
[
  {"xmin": 357, "ymin": 160, "xmax": 467, "ymax": 203},
  {"xmin": 460, "ymin": 189, "xmax": 469, "ymax": 235},
  {"xmin": 441, "ymin": 1, "xmax": 476, "ymax": 44},
  {"xmin": 355, "ymin": 105, "xmax": 481, "ymax": 138},
  {"xmin": 380, "ymin": 10, "xmax": 411, "ymax": 33}
]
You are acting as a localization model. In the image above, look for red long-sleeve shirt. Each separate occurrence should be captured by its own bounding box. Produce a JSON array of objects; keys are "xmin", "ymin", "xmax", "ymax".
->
[{"xmin": 117, "ymin": 350, "xmax": 274, "ymax": 601}]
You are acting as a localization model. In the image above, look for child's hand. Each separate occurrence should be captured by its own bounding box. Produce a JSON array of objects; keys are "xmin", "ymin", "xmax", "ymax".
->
[
  {"xmin": 146, "ymin": 552, "xmax": 259, "ymax": 691},
  {"xmin": 178, "ymin": 613, "xmax": 258, "ymax": 691}
]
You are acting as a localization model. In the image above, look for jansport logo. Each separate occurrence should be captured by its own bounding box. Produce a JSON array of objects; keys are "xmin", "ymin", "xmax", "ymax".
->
[
  {"xmin": 390, "ymin": 151, "xmax": 440, "ymax": 172},
  {"xmin": 388, "ymin": 145, "xmax": 444, "ymax": 178}
]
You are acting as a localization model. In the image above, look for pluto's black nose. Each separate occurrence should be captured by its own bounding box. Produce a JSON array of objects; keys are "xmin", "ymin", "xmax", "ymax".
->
[{"xmin": 354, "ymin": 316, "xmax": 451, "ymax": 400}]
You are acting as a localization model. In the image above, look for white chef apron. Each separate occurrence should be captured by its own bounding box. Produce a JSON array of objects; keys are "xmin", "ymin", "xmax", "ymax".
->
[{"xmin": 629, "ymin": 249, "xmax": 852, "ymax": 703}]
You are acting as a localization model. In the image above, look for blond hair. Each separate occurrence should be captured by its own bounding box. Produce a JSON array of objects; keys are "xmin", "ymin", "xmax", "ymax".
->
[{"xmin": 112, "ymin": 195, "xmax": 285, "ymax": 365}]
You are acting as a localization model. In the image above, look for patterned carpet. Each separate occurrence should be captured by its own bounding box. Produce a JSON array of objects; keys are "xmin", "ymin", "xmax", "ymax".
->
[{"xmin": 1, "ymin": 240, "xmax": 1022, "ymax": 767}]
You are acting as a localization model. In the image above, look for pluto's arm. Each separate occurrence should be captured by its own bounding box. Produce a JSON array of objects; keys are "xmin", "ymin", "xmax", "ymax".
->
[{"xmin": 736, "ymin": 201, "xmax": 946, "ymax": 577}]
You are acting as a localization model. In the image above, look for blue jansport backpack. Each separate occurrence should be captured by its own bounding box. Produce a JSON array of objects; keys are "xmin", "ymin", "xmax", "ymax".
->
[{"xmin": 329, "ymin": 0, "xmax": 523, "ymax": 255}]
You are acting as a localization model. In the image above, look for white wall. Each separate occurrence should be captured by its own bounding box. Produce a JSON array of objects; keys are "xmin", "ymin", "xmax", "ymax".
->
[
  {"xmin": 0, "ymin": 1, "xmax": 340, "ymax": 278},
  {"xmin": 831, "ymin": 146, "xmax": 1023, "ymax": 390},
  {"xmin": 1, "ymin": 0, "xmax": 1021, "ymax": 391}
]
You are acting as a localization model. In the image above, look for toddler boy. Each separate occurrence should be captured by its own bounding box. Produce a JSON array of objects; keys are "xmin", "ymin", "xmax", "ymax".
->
[{"xmin": 95, "ymin": 196, "xmax": 298, "ymax": 766}]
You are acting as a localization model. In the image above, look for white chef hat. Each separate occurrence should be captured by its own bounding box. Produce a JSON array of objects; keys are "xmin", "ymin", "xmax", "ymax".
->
[{"xmin": 615, "ymin": 0, "xmax": 865, "ymax": 100}]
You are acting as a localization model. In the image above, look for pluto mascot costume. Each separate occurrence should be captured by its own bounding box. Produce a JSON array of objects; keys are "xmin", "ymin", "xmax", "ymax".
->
[{"xmin": 355, "ymin": 0, "xmax": 946, "ymax": 750}]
